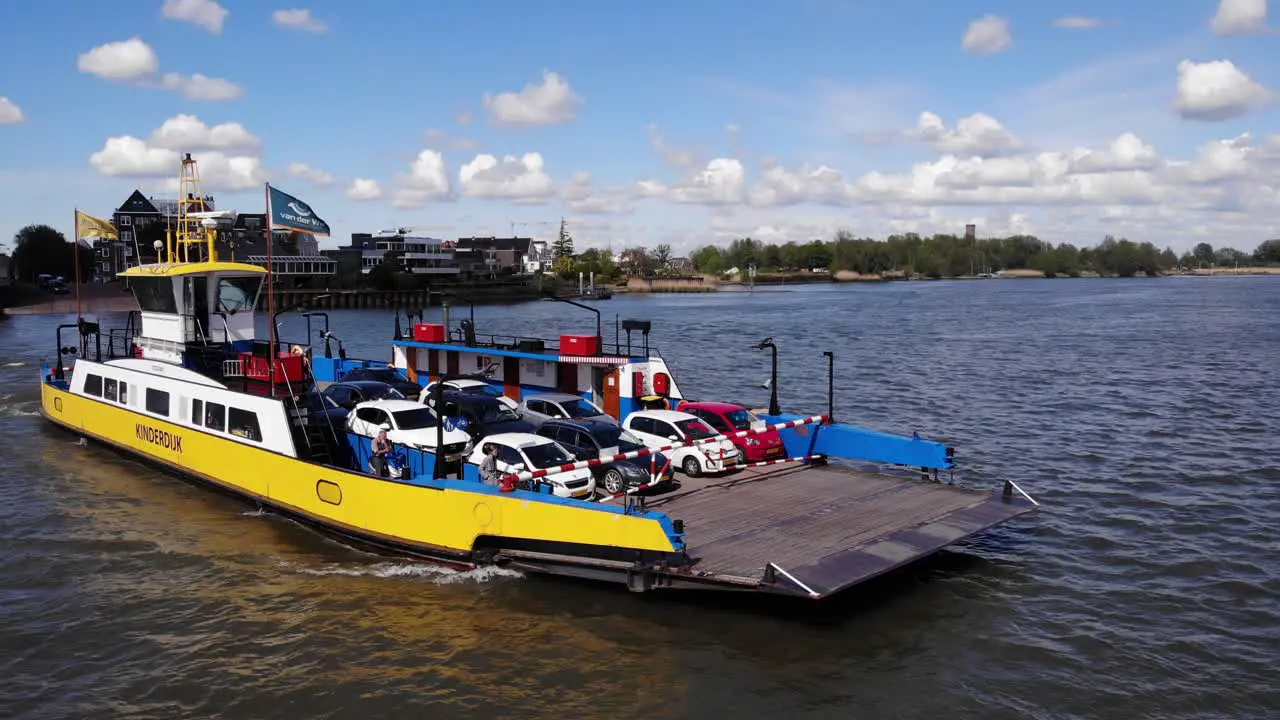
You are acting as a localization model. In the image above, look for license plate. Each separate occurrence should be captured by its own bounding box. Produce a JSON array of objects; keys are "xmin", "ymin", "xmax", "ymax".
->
[{"xmin": 766, "ymin": 446, "xmax": 783, "ymax": 457}]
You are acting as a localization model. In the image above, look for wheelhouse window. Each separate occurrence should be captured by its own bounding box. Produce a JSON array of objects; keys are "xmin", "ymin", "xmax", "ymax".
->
[
  {"xmin": 192, "ymin": 398, "xmax": 203, "ymax": 426},
  {"xmin": 228, "ymin": 408, "xmax": 262, "ymax": 442},
  {"xmin": 104, "ymin": 378, "xmax": 118, "ymax": 402},
  {"xmin": 84, "ymin": 374, "xmax": 103, "ymax": 397},
  {"xmin": 205, "ymin": 402, "xmax": 226, "ymax": 432},
  {"xmin": 146, "ymin": 388, "xmax": 170, "ymax": 416},
  {"xmin": 132, "ymin": 277, "xmax": 178, "ymax": 314},
  {"xmin": 216, "ymin": 276, "xmax": 262, "ymax": 314}
]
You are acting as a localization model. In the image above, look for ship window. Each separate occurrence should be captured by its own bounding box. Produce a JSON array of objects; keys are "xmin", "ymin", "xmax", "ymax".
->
[
  {"xmin": 192, "ymin": 398, "xmax": 203, "ymax": 426},
  {"xmin": 228, "ymin": 408, "xmax": 262, "ymax": 442},
  {"xmin": 104, "ymin": 378, "xmax": 118, "ymax": 402},
  {"xmin": 84, "ymin": 373, "xmax": 103, "ymax": 397},
  {"xmin": 132, "ymin": 277, "xmax": 178, "ymax": 314},
  {"xmin": 146, "ymin": 388, "xmax": 170, "ymax": 416},
  {"xmin": 205, "ymin": 402, "xmax": 226, "ymax": 432},
  {"xmin": 118, "ymin": 381, "xmax": 128, "ymax": 404},
  {"xmin": 217, "ymin": 276, "xmax": 261, "ymax": 314}
]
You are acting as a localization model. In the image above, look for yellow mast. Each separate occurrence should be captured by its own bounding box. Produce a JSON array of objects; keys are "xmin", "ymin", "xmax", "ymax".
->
[{"xmin": 172, "ymin": 153, "xmax": 219, "ymax": 264}]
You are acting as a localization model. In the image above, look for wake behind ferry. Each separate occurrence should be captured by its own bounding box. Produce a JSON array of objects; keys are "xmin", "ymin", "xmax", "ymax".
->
[{"xmin": 38, "ymin": 156, "xmax": 1038, "ymax": 600}]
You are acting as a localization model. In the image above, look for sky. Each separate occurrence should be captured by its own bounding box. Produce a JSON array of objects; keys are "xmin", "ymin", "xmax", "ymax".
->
[{"xmin": 0, "ymin": 0, "xmax": 1277, "ymax": 256}]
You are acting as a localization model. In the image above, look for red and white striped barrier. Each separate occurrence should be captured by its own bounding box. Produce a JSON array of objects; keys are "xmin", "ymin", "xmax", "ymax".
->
[
  {"xmin": 737, "ymin": 454, "xmax": 825, "ymax": 469},
  {"xmin": 498, "ymin": 413, "xmax": 828, "ymax": 490},
  {"xmin": 596, "ymin": 456, "xmax": 673, "ymax": 504}
]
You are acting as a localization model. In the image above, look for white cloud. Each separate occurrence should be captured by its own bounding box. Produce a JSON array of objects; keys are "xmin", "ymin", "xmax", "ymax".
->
[
  {"xmin": 1069, "ymin": 133, "xmax": 1160, "ymax": 173},
  {"xmin": 159, "ymin": 72, "xmax": 243, "ymax": 101},
  {"xmin": 287, "ymin": 162, "xmax": 335, "ymax": 187},
  {"xmin": 560, "ymin": 172, "xmax": 634, "ymax": 215},
  {"xmin": 666, "ymin": 158, "xmax": 746, "ymax": 205},
  {"xmin": 272, "ymin": 8, "xmax": 328, "ymax": 33},
  {"xmin": 88, "ymin": 136, "xmax": 265, "ymax": 192},
  {"xmin": 1175, "ymin": 59, "xmax": 1274, "ymax": 121},
  {"xmin": 345, "ymin": 178, "xmax": 383, "ymax": 201},
  {"xmin": 962, "ymin": 15, "xmax": 1012, "ymax": 55},
  {"xmin": 149, "ymin": 114, "xmax": 259, "ymax": 151},
  {"xmin": 161, "ymin": 0, "xmax": 228, "ymax": 34},
  {"xmin": 459, "ymin": 152, "xmax": 555, "ymax": 203},
  {"xmin": 483, "ymin": 71, "xmax": 582, "ymax": 126},
  {"xmin": 1210, "ymin": 0, "xmax": 1269, "ymax": 36},
  {"xmin": 0, "ymin": 97, "xmax": 24, "ymax": 124},
  {"xmin": 392, "ymin": 150, "xmax": 453, "ymax": 208},
  {"xmin": 77, "ymin": 37, "xmax": 159, "ymax": 81},
  {"xmin": 1053, "ymin": 17, "xmax": 1107, "ymax": 29},
  {"xmin": 77, "ymin": 37, "xmax": 241, "ymax": 101},
  {"xmin": 748, "ymin": 161, "xmax": 852, "ymax": 207},
  {"xmin": 910, "ymin": 111, "xmax": 1023, "ymax": 155},
  {"xmin": 647, "ymin": 123, "xmax": 698, "ymax": 168}
]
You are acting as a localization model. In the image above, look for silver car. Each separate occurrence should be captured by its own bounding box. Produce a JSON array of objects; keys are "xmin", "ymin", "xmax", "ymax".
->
[{"xmin": 518, "ymin": 392, "xmax": 619, "ymax": 427}]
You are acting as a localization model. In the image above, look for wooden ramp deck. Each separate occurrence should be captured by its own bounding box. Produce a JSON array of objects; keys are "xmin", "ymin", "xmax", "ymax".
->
[{"xmin": 644, "ymin": 463, "xmax": 1035, "ymax": 597}]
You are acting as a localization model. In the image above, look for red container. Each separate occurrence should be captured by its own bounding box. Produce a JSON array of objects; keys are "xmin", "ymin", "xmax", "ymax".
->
[
  {"xmin": 414, "ymin": 323, "xmax": 446, "ymax": 343},
  {"xmin": 240, "ymin": 352, "xmax": 305, "ymax": 383},
  {"xmin": 560, "ymin": 334, "xmax": 599, "ymax": 356}
]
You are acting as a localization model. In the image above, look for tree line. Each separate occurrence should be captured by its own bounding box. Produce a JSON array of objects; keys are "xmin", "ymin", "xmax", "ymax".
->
[{"xmin": 684, "ymin": 233, "xmax": 1280, "ymax": 278}]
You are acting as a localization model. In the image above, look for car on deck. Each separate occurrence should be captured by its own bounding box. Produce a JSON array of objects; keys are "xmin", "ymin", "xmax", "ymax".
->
[
  {"xmin": 465, "ymin": 432, "xmax": 596, "ymax": 499},
  {"xmin": 676, "ymin": 400, "xmax": 785, "ymax": 463},
  {"xmin": 621, "ymin": 409, "xmax": 739, "ymax": 477},
  {"xmin": 338, "ymin": 365, "xmax": 423, "ymax": 400},
  {"xmin": 421, "ymin": 378, "xmax": 518, "ymax": 410},
  {"xmin": 424, "ymin": 390, "xmax": 535, "ymax": 445},
  {"xmin": 517, "ymin": 392, "xmax": 617, "ymax": 427},
  {"xmin": 345, "ymin": 398, "xmax": 471, "ymax": 460},
  {"xmin": 320, "ymin": 380, "xmax": 406, "ymax": 412},
  {"xmin": 534, "ymin": 419, "xmax": 673, "ymax": 495}
]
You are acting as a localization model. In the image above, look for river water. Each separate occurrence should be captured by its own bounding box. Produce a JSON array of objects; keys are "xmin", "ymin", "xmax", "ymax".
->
[{"xmin": 2, "ymin": 279, "xmax": 1277, "ymax": 719}]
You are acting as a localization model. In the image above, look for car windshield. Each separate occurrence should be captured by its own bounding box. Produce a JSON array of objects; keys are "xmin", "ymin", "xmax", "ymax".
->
[
  {"xmin": 522, "ymin": 442, "xmax": 574, "ymax": 469},
  {"xmin": 392, "ymin": 408, "xmax": 438, "ymax": 430},
  {"xmin": 479, "ymin": 404, "xmax": 520, "ymax": 423},
  {"xmin": 725, "ymin": 409, "xmax": 754, "ymax": 430},
  {"xmin": 461, "ymin": 384, "xmax": 503, "ymax": 397},
  {"xmin": 368, "ymin": 385, "xmax": 406, "ymax": 400},
  {"xmin": 676, "ymin": 418, "xmax": 718, "ymax": 439},
  {"xmin": 361, "ymin": 368, "xmax": 404, "ymax": 383},
  {"xmin": 562, "ymin": 398, "xmax": 602, "ymax": 418},
  {"xmin": 595, "ymin": 427, "xmax": 646, "ymax": 451}
]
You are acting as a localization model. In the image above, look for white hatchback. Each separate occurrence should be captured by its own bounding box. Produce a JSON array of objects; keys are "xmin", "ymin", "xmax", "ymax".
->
[
  {"xmin": 346, "ymin": 399, "xmax": 472, "ymax": 459},
  {"xmin": 621, "ymin": 409, "xmax": 738, "ymax": 477},
  {"xmin": 465, "ymin": 432, "xmax": 596, "ymax": 499}
]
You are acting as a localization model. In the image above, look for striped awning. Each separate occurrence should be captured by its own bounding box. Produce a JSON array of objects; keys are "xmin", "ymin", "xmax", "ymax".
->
[{"xmin": 556, "ymin": 355, "xmax": 634, "ymax": 365}]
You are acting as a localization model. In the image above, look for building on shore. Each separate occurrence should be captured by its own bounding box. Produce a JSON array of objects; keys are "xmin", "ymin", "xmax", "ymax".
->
[{"xmin": 323, "ymin": 230, "xmax": 548, "ymax": 279}]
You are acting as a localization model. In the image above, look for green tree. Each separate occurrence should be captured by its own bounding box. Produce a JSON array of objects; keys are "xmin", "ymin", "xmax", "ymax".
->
[
  {"xmin": 552, "ymin": 219, "xmax": 575, "ymax": 261},
  {"xmin": 12, "ymin": 224, "xmax": 92, "ymax": 283}
]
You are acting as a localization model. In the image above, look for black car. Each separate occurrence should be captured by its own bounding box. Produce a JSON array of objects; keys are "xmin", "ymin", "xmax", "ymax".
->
[
  {"xmin": 430, "ymin": 390, "xmax": 535, "ymax": 440},
  {"xmin": 338, "ymin": 366, "xmax": 422, "ymax": 400},
  {"xmin": 534, "ymin": 419, "xmax": 673, "ymax": 495},
  {"xmin": 321, "ymin": 380, "xmax": 406, "ymax": 411}
]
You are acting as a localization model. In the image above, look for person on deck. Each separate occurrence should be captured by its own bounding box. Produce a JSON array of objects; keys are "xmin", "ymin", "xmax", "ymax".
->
[
  {"xmin": 478, "ymin": 442, "xmax": 502, "ymax": 486},
  {"xmin": 371, "ymin": 423, "xmax": 392, "ymax": 477}
]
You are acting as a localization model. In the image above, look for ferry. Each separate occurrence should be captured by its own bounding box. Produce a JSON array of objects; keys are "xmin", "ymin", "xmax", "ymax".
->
[{"xmin": 38, "ymin": 157, "xmax": 1038, "ymax": 600}]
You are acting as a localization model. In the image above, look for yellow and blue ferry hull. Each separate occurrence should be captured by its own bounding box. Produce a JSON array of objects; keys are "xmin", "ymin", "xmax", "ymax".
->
[{"xmin": 39, "ymin": 382, "xmax": 683, "ymax": 567}]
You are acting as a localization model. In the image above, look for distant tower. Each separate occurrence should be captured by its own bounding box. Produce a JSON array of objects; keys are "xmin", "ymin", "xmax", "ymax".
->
[{"xmin": 964, "ymin": 224, "xmax": 977, "ymax": 241}]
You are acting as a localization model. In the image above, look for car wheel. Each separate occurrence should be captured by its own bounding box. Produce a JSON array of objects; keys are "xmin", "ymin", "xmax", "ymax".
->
[
  {"xmin": 602, "ymin": 469, "xmax": 626, "ymax": 495},
  {"xmin": 682, "ymin": 456, "xmax": 702, "ymax": 477}
]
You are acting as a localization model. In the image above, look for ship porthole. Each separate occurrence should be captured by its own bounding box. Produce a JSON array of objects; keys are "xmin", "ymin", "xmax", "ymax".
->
[
  {"xmin": 316, "ymin": 479, "xmax": 343, "ymax": 506},
  {"xmin": 53, "ymin": 397, "xmax": 63, "ymax": 412}
]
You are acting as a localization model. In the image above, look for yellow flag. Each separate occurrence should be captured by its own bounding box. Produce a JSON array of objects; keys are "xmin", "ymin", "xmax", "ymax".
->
[{"xmin": 75, "ymin": 210, "xmax": 118, "ymax": 240}]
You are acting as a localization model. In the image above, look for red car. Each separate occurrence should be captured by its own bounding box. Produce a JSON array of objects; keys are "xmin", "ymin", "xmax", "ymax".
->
[{"xmin": 675, "ymin": 401, "xmax": 786, "ymax": 463}]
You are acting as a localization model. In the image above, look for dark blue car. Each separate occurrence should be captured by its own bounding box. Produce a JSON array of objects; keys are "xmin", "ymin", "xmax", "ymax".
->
[{"xmin": 534, "ymin": 419, "xmax": 674, "ymax": 495}]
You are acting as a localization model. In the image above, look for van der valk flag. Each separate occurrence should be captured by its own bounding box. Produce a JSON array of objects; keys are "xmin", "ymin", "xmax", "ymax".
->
[{"xmin": 267, "ymin": 184, "xmax": 330, "ymax": 236}]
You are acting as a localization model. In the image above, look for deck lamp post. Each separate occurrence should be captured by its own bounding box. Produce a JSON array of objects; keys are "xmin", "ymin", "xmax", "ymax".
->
[
  {"xmin": 755, "ymin": 337, "xmax": 780, "ymax": 416},
  {"xmin": 822, "ymin": 351, "xmax": 834, "ymax": 423}
]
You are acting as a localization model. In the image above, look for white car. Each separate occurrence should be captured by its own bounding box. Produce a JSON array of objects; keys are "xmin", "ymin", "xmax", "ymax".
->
[
  {"xmin": 347, "ymin": 399, "xmax": 472, "ymax": 459},
  {"xmin": 421, "ymin": 378, "xmax": 519, "ymax": 410},
  {"xmin": 466, "ymin": 432, "xmax": 596, "ymax": 500},
  {"xmin": 621, "ymin": 409, "xmax": 739, "ymax": 477}
]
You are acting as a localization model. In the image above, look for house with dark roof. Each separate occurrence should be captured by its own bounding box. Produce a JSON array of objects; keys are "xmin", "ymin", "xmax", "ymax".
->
[{"xmin": 454, "ymin": 236, "xmax": 548, "ymax": 276}]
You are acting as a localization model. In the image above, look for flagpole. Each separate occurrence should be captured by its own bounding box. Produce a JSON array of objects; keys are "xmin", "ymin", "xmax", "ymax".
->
[
  {"xmin": 264, "ymin": 183, "xmax": 276, "ymax": 397},
  {"xmin": 72, "ymin": 207, "xmax": 81, "ymax": 320}
]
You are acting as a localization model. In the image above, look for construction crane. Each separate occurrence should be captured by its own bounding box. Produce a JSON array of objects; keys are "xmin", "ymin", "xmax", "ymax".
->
[{"xmin": 509, "ymin": 217, "xmax": 580, "ymax": 236}]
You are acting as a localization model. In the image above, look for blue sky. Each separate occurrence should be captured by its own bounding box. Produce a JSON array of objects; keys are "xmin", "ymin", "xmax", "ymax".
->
[{"xmin": 1, "ymin": 0, "xmax": 1277, "ymax": 256}]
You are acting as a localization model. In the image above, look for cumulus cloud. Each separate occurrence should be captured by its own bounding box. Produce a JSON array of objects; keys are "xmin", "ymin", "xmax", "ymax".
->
[
  {"xmin": 345, "ymin": 178, "xmax": 383, "ymax": 201},
  {"xmin": 77, "ymin": 37, "xmax": 242, "ymax": 101},
  {"xmin": 962, "ymin": 15, "xmax": 1012, "ymax": 55},
  {"xmin": 909, "ymin": 111, "xmax": 1024, "ymax": 155},
  {"xmin": 1210, "ymin": 0, "xmax": 1270, "ymax": 36},
  {"xmin": 459, "ymin": 152, "xmax": 555, "ymax": 203},
  {"xmin": 272, "ymin": 8, "xmax": 328, "ymax": 33},
  {"xmin": 287, "ymin": 162, "xmax": 335, "ymax": 187},
  {"xmin": 0, "ymin": 97, "xmax": 24, "ymax": 124},
  {"xmin": 666, "ymin": 158, "xmax": 746, "ymax": 205},
  {"xmin": 560, "ymin": 172, "xmax": 634, "ymax": 215},
  {"xmin": 148, "ymin": 114, "xmax": 259, "ymax": 151},
  {"xmin": 161, "ymin": 0, "xmax": 228, "ymax": 34},
  {"xmin": 392, "ymin": 150, "xmax": 453, "ymax": 208},
  {"xmin": 1175, "ymin": 59, "xmax": 1274, "ymax": 121},
  {"xmin": 87, "ymin": 114, "xmax": 265, "ymax": 192},
  {"xmin": 483, "ymin": 71, "xmax": 582, "ymax": 125}
]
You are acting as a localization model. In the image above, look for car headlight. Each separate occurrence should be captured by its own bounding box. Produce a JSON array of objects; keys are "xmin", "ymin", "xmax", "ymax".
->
[{"xmin": 745, "ymin": 438, "xmax": 760, "ymax": 446}]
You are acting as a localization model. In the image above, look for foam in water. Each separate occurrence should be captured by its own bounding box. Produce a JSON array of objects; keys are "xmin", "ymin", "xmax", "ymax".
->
[{"xmin": 284, "ymin": 560, "xmax": 523, "ymax": 585}]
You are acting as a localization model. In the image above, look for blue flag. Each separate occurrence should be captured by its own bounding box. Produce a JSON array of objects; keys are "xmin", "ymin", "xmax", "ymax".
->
[{"xmin": 268, "ymin": 184, "xmax": 330, "ymax": 236}]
